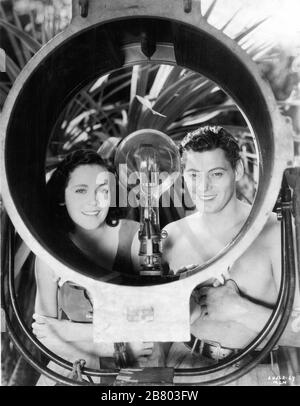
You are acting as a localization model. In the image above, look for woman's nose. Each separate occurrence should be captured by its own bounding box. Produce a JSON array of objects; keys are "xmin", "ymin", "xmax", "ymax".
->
[
  {"xmin": 96, "ymin": 190, "xmax": 110, "ymax": 208},
  {"xmin": 88, "ymin": 192, "xmax": 98, "ymax": 206}
]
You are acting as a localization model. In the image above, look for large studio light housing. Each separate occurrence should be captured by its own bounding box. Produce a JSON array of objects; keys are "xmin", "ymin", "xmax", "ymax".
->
[{"xmin": 1, "ymin": 0, "xmax": 297, "ymax": 385}]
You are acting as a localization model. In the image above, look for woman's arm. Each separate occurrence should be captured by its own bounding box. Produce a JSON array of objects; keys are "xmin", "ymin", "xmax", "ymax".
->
[
  {"xmin": 33, "ymin": 257, "xmax": 115, "ymax": 357},
  {"xmin": 34, "ymin": 258, "xmax": 157, "ymax": 361},
  {"xmin": 34, "ymin": 256, "xmax": 58, "ymax": 317}
]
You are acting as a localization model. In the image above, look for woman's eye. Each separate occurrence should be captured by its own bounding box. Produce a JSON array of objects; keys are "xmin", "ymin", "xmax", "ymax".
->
[
  {"xmin": 75, "ymin": 188, "xmax": 87, "ymax": 194},
  {"xmin": 212, "ymin": 172, "xmax": 223, "ymax": 178}
]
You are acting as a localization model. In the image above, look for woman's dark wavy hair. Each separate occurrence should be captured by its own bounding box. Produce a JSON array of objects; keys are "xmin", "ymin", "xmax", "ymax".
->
[
  {"xmin": 179, "ymin": 126, "xmax": 241, "ymax": 169},
  {"xmin": 46, "ymin": 149, "xmax": 121, "ymax": 232}
]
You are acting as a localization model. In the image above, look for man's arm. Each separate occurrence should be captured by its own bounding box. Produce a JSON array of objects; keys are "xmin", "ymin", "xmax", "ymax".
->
[
  {"xmin": 223, "ymin": 221, "xmax": 300, "ymax": 346},
  {"xmin": 233, "ymin": 298, "xmax": 300, "ymax": 347},
  {"xmin": 268, "ymin": 220, "xmax": 300, "ymax": 346}
]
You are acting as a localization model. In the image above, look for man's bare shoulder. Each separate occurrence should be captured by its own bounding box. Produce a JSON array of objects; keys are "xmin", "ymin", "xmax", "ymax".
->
[
  {"xmin": 263, "ymin": 212, "xmax": 280, "ymax": 233},
  {"xmin": 256, "ymin": 212, "xmax": 280, "ymax": 247},
  {"xmin": 237, "ymin": 200, "xmax": 252, "ymax": 219},
  {"xmin": 163, "ymin": 212, "xmax": 199, "ymax": 235}
]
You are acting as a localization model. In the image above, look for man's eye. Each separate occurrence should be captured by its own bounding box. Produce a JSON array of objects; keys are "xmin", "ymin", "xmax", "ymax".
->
[
  {"xmin": 212, "ymin": 172, "xmax": 223, "ymax": 178},
  {"xmin": 190, "ymin": 173, "xmax": 197, "ymax": 178},
  {"xmin": 98, "ymin": 188, "xmax": 109, "ymax": 194},
  {"xmin": 75, "ymin": 188, "xmax": 87, "ymax": 194}
]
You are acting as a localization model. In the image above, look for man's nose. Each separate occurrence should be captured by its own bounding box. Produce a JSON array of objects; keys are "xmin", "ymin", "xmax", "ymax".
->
[{"xmin": 203, "ymin": 175, "xmax": 212, "ymax": 192}]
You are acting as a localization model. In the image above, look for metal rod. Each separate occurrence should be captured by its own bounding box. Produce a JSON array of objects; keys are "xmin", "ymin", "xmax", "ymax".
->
[{"xmin": 293, "ymin": 173, "xmax": 300, "ymax": 291}]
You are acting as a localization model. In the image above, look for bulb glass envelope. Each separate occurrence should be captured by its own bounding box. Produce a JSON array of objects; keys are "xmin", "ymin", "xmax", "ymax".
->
[
  {"xmin": 115, "ymin": 129, "xmax": 181, "ymax": 207},
  {"xmin": 0, "ymin": 0, "xmax": 294, "ymax": 341}
]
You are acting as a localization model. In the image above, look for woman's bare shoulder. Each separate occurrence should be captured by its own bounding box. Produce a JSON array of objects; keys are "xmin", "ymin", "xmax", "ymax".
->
[{"xmin": 35, "ymin": 256, "xmax": 58, "ymax": 282}]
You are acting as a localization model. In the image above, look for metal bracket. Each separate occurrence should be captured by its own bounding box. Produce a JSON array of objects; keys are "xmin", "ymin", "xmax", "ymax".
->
[
  {"xmin": 141, "ymin": 29, "xmax": 157, "ymax": 59},
  {"xmin": 285, "ymin": 167, "xmax": 300, "ymax": 221},
  {"xmin": 285, "ymin": 167, "xmax": 300, "ymax": 297},
  {"xmin": 183, "ymin": 0, "xmax": 192, "ymax": 13},
  {"xmin": 79, "ymin": 0, "xmax": 89, "ymax": 18}
]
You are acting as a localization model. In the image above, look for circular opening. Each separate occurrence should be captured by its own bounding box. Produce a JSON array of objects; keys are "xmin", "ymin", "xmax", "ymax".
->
[{"xmin": 44, "ymin": 63, "xmax": 259, "ymax": 284}]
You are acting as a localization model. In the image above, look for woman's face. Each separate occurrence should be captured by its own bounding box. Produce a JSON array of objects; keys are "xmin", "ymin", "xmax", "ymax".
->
[{"xmin": 64, "ymin": 164, "xmax": 111, "ymax": 230}]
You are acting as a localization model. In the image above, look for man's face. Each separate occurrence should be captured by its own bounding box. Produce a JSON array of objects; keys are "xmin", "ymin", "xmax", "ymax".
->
[{"xmin": 183, "ymin": 148, "xmax": 239, "ymax": 214}]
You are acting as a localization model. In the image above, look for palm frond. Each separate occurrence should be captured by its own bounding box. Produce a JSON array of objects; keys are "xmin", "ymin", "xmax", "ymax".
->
[
  {"xmin": 148, "ymin": 65, "xmax": 174, "ymax": 100},
  {"xmin": 234, "ymin": 18, "xmax": 269, "ymax": 44},
  {"xmin": 0, "ymin": 18, "xmax": 41, "ymax": 54},
  {"xmin": 0, "ymin": 3, "xmax": 25, "ymax": 67},
  {"xmin": 203, "ymin": 0, "xmax": 218, "ymax": 21},
  {"xmin": 128, "ymin": 65, "xmax": 151, "ymax": 133},
  {"xmin": 12, "ymin": 6, "xmax": 31, "ymax": 64},
  {"xmin": 4, "ymin": 53, "xmax": 21, "ymax": 81},
  {"xmin": 220, "ymin": 8, "xmax": 242, "ymax": 32}
]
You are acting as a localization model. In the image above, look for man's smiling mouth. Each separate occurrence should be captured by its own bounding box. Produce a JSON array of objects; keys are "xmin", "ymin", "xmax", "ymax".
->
[{"xmin": 199, "ymin": 195, "xmax": 216, "ymax": 201}]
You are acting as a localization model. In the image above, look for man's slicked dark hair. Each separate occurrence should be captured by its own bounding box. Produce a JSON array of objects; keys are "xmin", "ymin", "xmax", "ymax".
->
[{"xmin": 180, "ymin": 126, "xmax": 241, "ymax": 169}]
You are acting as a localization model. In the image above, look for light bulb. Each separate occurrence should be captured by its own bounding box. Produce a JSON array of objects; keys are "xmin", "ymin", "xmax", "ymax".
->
[{"xmin": 114, "ymin": 129, "xmax": 181, "ymax": 276}]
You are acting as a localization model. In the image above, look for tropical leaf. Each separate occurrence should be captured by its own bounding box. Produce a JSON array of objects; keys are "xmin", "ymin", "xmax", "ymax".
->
[
  {"xmin": 0, "ymin": 18, "xmax": 41, "ymax": 54},
  {"xmin": 203, "ymin": 0, "xmax": 218, "ymax": 21},
  {"xmin": 127, "ymin": 65, "xmax": 151, "ymax": 132},
  {"xmin": 101, "ymin": 77, "xmax": 132, "ymax": 103},
  {"xmin": 0, "ymin": 3, "xmax": 25, "ymax": 67},
  {"xmin": 4, "ymin": 53, "xmax": 21, "ymax": 81},
  {"xmin": 148, "ymin": 64, "xmax": 174, "ymax": 100},
  {"xmin": 170, "ymin": 103, "xmax": 238, "ymax": 129},
  {"xmin": 234, "ymin": 18, "xmax": 269, "ymax": 44},
  {"xmin": 220, "ymin": 8, "xmax": 241, "ymax": 32},
  {"xmin": 12, "ymin": 6, "xmax": 32, "ymax": 63},
  {"xmin": 135, "ymin": 95, "xmax": 166, "ymax": 118},
  {"xmin": 160, "ymin": 66, "xmax": 185, "ymax": 91},
  {"xmin": 139, "ymin": 72, "xmax": 205, "ymax": 127}
]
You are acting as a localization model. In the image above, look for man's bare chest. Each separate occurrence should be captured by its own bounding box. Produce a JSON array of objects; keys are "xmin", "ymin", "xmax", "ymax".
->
[
  {"xmin": 169, "ymin": 233, "xmax": 277, "ymax": 305},
  {"xmin": 168, "ymin": 228, "xmax": 231, "ymax": 269},
  {"xmin": 229, "ymin": 247, "xmax": 277, "ymax": 305}
]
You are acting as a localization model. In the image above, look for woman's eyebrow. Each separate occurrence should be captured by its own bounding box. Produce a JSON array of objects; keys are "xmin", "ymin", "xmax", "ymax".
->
[{"xmin": 69, "ymin": 183, "xmax": 88, "ymax": 188}]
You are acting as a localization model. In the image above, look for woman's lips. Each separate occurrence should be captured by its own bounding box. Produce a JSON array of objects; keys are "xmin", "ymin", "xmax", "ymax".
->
[{"xmin": 81, "ymin": 209, "xmax": 101, "ymax": 216}]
